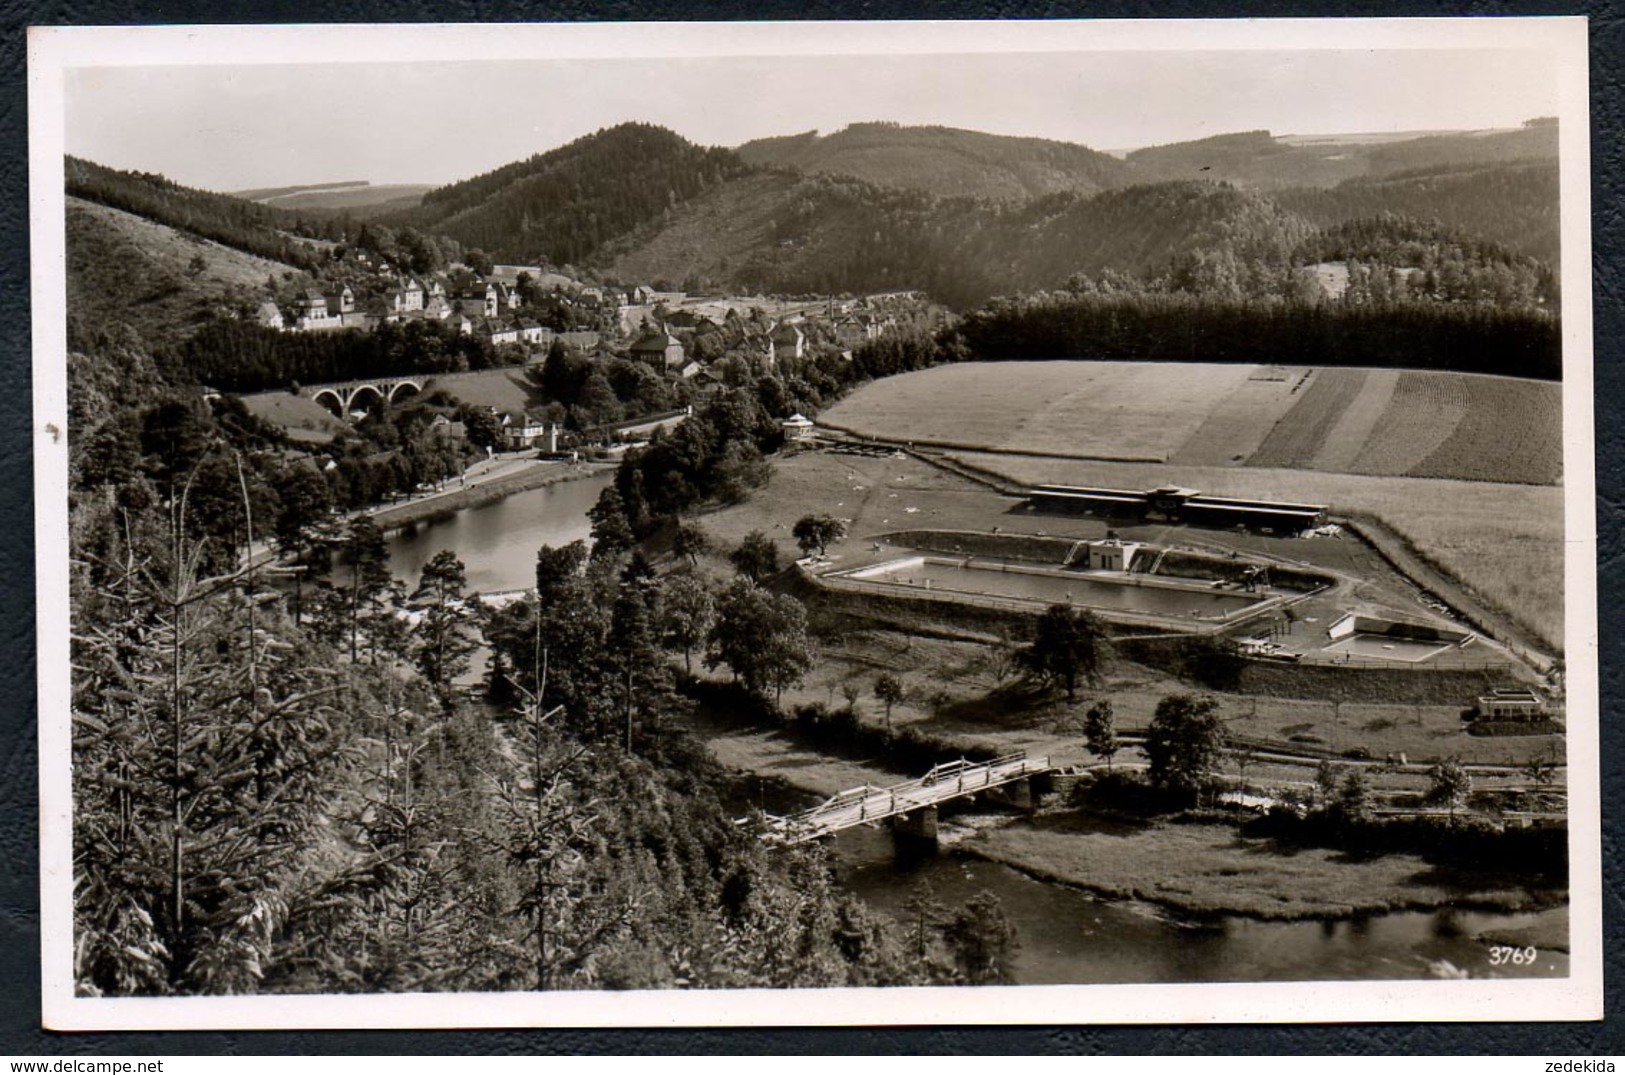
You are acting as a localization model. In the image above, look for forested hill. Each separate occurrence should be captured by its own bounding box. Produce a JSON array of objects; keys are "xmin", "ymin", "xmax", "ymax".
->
[
  {"xmin": 735, "ymin": 122, "xmax": 1132, "ymax": 201},
  {"xmin": 606, "ymin": 175, "xmax": 1319, "ymax": 308},
  {"xmin": 382, "ymin": 123, "xmax": 754, "ymax": 265},
  {"xmin": 1274, "ymin": 160, "xmax": 1560, "ymax": 266},
  {"xmin": 66, "ymin": 156, "xmax": 339, "ymax": 269},
  {"xmin": 64, "ymin": 120, "xmax": 1560, "ymax": 320}
]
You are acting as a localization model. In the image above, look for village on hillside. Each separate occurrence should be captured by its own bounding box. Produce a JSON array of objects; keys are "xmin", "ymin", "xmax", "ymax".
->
[{"xmin": 46, "ymin": 24, "xmax": 1589, "ymax": 1015}]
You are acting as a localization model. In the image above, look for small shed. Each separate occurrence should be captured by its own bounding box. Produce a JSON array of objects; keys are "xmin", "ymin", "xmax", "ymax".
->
[{"xmin": 781, "ymin": 413, "xmax": 816, "ymax": 442}]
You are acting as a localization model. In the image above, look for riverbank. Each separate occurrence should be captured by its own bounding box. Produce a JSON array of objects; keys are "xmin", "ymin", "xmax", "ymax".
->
[
  {"xmin": 367, "ymin": 459, "xmax": 613, "ymax": 533},
  {"xmin": 963, "ymin": 812, "xmax": 1567, "ymax": 921},
  {"xmin": 696, "ymin": 706, "xmax": 1565, "ymax": 923}
]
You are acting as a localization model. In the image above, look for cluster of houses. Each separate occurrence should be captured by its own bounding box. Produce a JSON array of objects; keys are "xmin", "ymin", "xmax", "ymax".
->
[
  {"xmin": 624, "ymin": 306, "xmax": 898, "ymax": 386},
  {"xmin": 254, "ymin": 245, "xmax": 913, "ymax": 370},
  {"xmin": 256, "ymin": 272, "xmax": 601, "ymax": 352}
]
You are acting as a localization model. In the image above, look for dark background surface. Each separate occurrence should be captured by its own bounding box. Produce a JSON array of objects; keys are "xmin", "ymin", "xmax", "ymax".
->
[{"xmin": 1, "ymin": 0, "xmax": 1618, "ymax": 1055}]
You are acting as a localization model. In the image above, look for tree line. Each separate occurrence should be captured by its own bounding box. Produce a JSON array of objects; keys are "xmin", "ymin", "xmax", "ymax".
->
[
  {"xmin": 161, "ymin": 318, "xmax": 508, "ymax": 394},
  {"xmin": 67, "ymin": 156, "xmax": 337, "ymax": 270},
  {"xmin": 949, "ymin": 291, "xmax": 1561, "ymax": 381}
]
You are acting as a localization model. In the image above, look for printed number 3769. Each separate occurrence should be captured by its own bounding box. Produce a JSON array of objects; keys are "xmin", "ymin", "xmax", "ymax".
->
[{"xmin": 1487, "ymin": 945, "xmax": 1538, "ymax": 966}]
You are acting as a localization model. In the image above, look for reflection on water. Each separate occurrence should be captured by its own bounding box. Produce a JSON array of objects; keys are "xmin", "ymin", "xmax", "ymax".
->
[
  {"xmin": 831, "ymin": 820, "xmax": 1568, "ymax": 985},
  {"xmin": 383, "ymin": 470, "xmax": 614, "ymax": 593}
]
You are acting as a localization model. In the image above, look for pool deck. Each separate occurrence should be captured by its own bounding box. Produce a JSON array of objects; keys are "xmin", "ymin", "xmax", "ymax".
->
[
  {"xmin": 807, "ymin": 532, "xmax": 1512, "ymax": 670},
  {"xmin": 813, "ymin": 549, "xmax": 1296, "ymax": 632}
]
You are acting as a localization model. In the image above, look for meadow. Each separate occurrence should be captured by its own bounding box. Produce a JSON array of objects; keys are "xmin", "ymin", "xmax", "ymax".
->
[
  {"xmin": 822, "ymin": 361, "xmax": 1563, "ymax": 486},
  {"xmin": 968, "ymin": 817, "xmax": 1562, "ymax": 919}
]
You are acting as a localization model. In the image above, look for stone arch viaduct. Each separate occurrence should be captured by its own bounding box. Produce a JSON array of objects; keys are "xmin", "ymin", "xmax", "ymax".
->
[{"xmin": 301, "ymin": 376, "xmax": 425, "ymax": 417}]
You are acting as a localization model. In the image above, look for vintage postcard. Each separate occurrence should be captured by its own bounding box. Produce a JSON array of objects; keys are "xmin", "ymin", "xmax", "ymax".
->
[{"xmin": 29, "ymin": 18, "xmax": 1600, "ymax": 1028}]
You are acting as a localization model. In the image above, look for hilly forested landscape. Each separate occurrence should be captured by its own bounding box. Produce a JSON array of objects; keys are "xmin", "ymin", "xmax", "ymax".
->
[
  {"xmin": 59, "ymin": 99, "xmax": 1575, "ymax": 1002},
  {"xmin": 67, "ymin": 118, "xmax": 1562, "ymax": 321}
]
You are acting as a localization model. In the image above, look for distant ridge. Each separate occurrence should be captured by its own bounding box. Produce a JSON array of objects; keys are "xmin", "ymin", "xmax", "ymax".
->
[
  {"xmin": 234, "ymin": 181, "xmax": 436, "ymax": 213},
  {"xmin": 233, "ymin": 180, "xmax": 371, "ymax": 201},
  {"xmin": 735, "ymin": 122, "xmax": 1131, "ymax": 201}
]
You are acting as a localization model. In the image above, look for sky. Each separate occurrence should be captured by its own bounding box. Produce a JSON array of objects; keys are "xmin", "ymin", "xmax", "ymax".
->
[{"xmin": 61, "ymin": 31, "xmax": 1563, "ymax": 192}]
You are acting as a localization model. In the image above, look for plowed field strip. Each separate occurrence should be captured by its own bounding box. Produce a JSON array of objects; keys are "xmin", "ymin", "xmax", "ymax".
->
[
  {"xmin": 1310, "ymin": 369, "xmax": 1400, "ymax": 473},
  {"xmin": 1246, "ymin": 369, "xmax": 1367, "ymax": 470},
  {"xmin": 1349, "ymin": 372, "xmax": 1469, "ymax": 476},
  {"xmin": 1170, "ymin": 373, "xmax": 1303, "ymax": 467},
  {"xmin": 1411, "ymin": 377, "xmax": 1563, "ymax": 486}
]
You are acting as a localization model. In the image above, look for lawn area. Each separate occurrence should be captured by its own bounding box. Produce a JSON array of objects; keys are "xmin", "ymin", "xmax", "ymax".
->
[
  {"xmin": 424, "ymin": 366, "xmax": 546, "ymax": 415},
  {"xmin": 238, "ymin": 390, "xmax": 348, "ymax": 442},
  {"xmin": 968, "ymin": 816, "xmax": 1562, "ymax": 918}
]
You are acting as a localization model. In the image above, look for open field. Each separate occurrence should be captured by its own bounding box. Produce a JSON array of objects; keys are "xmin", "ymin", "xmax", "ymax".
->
[
  {"xmin": 423, "ymin": 366, "xmax": 546, "ymax": 415},
  {"xmin": 821, "ymin": 361, "xmax": 1562, "ymax": 485},
  {"xmin": 967, "ymin": 817, "xmax": 1563, "ymax": 919},
  {"xmin": 951, "ymin": 452, "xmax": 1563, "ymax": 653},
  {"xmin": 824, "ymin": 361, "xmax": 1267, "ymax": 462},
  {"xmin": 1248, "ymin": 368, "xmax": 1369, "ymax": 470},
  {"xmin": 238, "ymin": 390, "xmax": 349, "ymax": 443},
  {"xmin": 768, "ymin": 626, "xmax": 1556, "ymax": 770}
]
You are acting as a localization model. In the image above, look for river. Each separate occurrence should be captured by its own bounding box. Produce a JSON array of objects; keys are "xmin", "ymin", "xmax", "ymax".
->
[
  {"xmin": 383, "ymin": 469, "xmax": 616, "ymax": 594},
  {"xmin": 381, "ymin": 474, "xmax": 1568, "ymax": 986},
  {"xmin": 833, "ymin": 820, "xmax": 1567, "ymax": 984}
]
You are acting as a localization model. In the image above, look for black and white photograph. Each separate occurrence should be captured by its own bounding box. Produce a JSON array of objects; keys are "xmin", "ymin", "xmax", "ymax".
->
[{"xmin": 28, "ymin": 18, "xmax": 1600, "ymax": 1028}]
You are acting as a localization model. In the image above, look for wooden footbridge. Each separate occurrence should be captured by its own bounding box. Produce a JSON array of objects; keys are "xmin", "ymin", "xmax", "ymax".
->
[{"xmin": 754, "ymin": 751, "xmax": 1053, "ymax": 845}]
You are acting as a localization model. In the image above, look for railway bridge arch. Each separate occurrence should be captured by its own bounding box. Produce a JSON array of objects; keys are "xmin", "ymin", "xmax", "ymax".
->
[{"xmin": 302, "ymin": 376, "xmax": 425, "ymax": 417}]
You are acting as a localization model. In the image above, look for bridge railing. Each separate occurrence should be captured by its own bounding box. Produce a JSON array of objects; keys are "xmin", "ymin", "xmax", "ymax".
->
[{"xmin": 760, "ymin": 751, "xmax": 1050, "ymax": 842}]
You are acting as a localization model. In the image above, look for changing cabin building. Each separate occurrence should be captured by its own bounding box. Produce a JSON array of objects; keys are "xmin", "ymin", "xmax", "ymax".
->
[
  {"xmin": 1474, "ymin": 688, "xmax": 1548, "ymax": 721},
  {"xmin": 1029, "ymin": 484, "xmax": 1328, "ymax": 532},
  {"xmin": 781, "ymin": 413, "xmax": 816, "ymax": 442},
  {"xmin": 1080, "ymin": 538, "xmax": 1141, "ymax": 571}
]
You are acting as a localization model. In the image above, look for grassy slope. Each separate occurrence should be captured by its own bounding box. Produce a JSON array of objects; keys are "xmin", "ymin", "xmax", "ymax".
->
[
  {"xmin": 236, "ymin": 391, "xmax": 348, "ymax": 443},
  {"xmin": 421, "ymin": 367, "xmax": 547, "ymax": 415},
  {"xmin": 735, "ymin": 123, "xmax": 1132, "ymax": 201},
  {"xmin": 1126, "ymin": 124, "xmax": 1558, "ymax": 191},
  {"xmin": 600, "ymin": 172, "xmax": 799, "ymax": 289},
  {"xmin": 822, "ymin": 361, "xmax": 1562, "ymax": 485},
  {"xmin": 66, "ymin": 196, "xmax": 298, "ymax": 348},
  {"xmin": 968, "ymin": 816, "xmax": 1561, "ymax": 918},
  {"xmin": 254, "ymin": 184, "xmax": 434, "ymax": 212}
]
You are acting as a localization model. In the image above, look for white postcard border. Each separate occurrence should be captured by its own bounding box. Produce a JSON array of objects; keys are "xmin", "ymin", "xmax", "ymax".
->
[{"xmin": 28, "ymin": 17, "xmax": 1602, "ymax": 1030}]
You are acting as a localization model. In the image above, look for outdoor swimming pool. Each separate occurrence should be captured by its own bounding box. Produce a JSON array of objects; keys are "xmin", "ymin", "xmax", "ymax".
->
[
  {"xmin": 1321, "ymin": 612, "xmax": 1469, "ymax": 663},
  {"xmin": 1322, "ymin": 634, "xmax": 1455, "ymax": 663},
  {"xmin": 840, "ymin": 556, "xmax": 1270, "ymax": 621}
]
